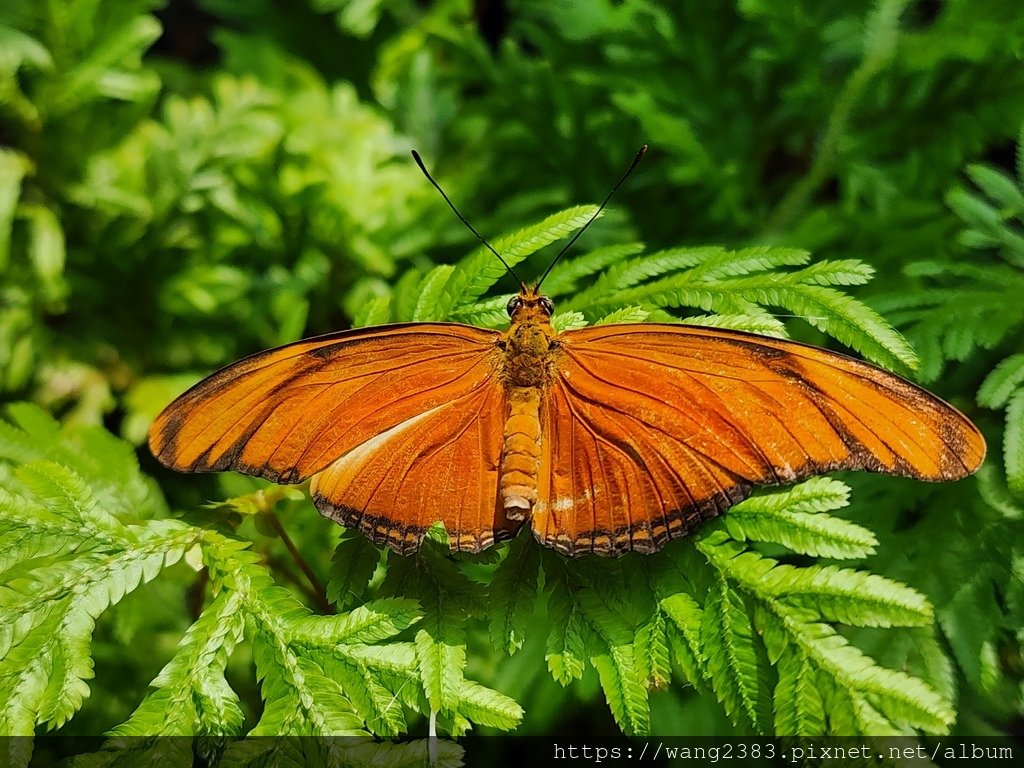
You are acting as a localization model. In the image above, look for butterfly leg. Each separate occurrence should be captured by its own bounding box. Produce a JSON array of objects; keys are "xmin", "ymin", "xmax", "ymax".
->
[{"xmin": 501, "ymin": 386, "xmax": 543, "ymax": 520}]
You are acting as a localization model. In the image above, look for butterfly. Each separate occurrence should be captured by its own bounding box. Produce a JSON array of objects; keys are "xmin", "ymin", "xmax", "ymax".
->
[{"xmin": 149, "ymin": 149, "xmax": 986, "ymax": 557}]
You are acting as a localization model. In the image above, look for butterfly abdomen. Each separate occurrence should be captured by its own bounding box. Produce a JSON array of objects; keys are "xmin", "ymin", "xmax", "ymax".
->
[
  {"xmin": 499, "ymin": 310, "xmax": 556, "ymax": 520},
  {"xmin": 501, "ymin": 385, "xmax": 543, "ymax": 520}
]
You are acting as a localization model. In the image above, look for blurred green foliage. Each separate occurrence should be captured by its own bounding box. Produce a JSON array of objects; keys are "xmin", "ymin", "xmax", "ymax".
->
[{"xmin": 1, "ymin": 0, "xmax": 1023, "ymax": 755}]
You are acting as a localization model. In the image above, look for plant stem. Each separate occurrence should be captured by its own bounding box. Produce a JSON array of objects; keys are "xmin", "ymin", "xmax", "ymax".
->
[
  {"xmin": 266, "ymin": 511, "xmax": 335, "ymax": 614},
  {"xmin": 764, "ymin": 0, "xmax": 906, "ymax": 234}
]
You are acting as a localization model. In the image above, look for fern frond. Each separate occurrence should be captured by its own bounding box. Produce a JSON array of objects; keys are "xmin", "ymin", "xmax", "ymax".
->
[
  {"xmin": 413, "ymin": 629, "xmax": 465, "ymax": 715},
  {"xmin": 773, "ymin": 646, "xmax": 825, "ymax": 735},
  {"xmin": 455, "ymin": 680, "xmax": 524, "ymax": 730},
  {"xmin": 595, "ymin": 306, "xmax": 649, "ymax": 325},
  {"xmin": 376, "ymin": 540, "xmax": 515, "ymax": 733},
  {"xmin": 449, "ymin": 295, "xmax": 508, "ymax": 328},
  {"xmin": 685, "ymin": 246, "xmax": 810, "ymax": 282},
  {"xmin": 703, "ymin": 575, "xmax": 764, "ymax": 729},
  {"xmin": 725, "ymin": 479, "xmax": 876, "ymax": 559},
  {"xmin": 634, "ymin": 609, "xmax": 671, "ymax": 691},
  {"xmin": 565, "ymin": 246, "xmax": 723, "ymax": 311},
  {"xmin": 978, "ymin": 354, "xmax": 1024, "ymax": 408},
  {"xmin": 392, "ymin": 268, "xmax": 425, "ymax": 324},
  {"xmin": 725, "ymin": 507, "xmax": 877, "ymax": 560},
  {"xmin": 352, "ymin": 293, "xmax": 390, "ymax": 328},
  {"xmin": 545, "ymin": 581, "xmax": 587, "ymax": 686},
  {"xmin": 487, "ymin": 534, "xmax": 541, "ymax": 655},
  {"xmin": 680, "ymin": 313, "xmax": 788, "ymax": 337},
  {"xmin": 763, "ymin": 606, "xmax": 953, "ymax": 732},
  {"xmin": 0, "ymin": 508, "xmax": 198, "ymax": 732},
  {"xmin": 763, "ymin": 565, "xmax": 932, "ymax": 629},
  {"xmin": 437, "ymin": 205, "xmax": 599, "ymax": 317},
  {"xmin": 326, "ymin": 530, "xmax": 381, "ymax": 610},
  {"xmin": 112, "ymin": 589, "xmax": 247, "ymax": 735},
  {"xmin": 579, "ymin": 618, "xmax": 650, "ymax": 736},
  {"xmin": 0, "ymin": 404, "xmax": 161, "ymax": 518},
  {"xmin": 728, "ymin": 284, "xmax": 918, "ymax": 371},
  {"xmin": 541, "ymin": 243, "xmax": 645, "ymax": 297},
  {"xmin": 964, "ymin": 164, "xmax": 1024, "ymax": 213},
  {"xmin": 411, "ymin": 264, "xmax": 456, "ymax": 321},
  {"xmin": 1005, "ymin": 389, "xmax": 1024, "ymax": 496},
  {"xmin": 551, "ymin": 311, "xmax": 588, "ymax": 332},
  {"xmin": 291, "ymin": 598, "xmax": 421, "ymax": 645}
]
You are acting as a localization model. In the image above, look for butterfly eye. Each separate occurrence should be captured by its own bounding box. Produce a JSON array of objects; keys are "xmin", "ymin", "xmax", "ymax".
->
[
  {"xmin": 539, "ymin": 296, "xmax": 554, "ymax": 315},
  {"xmin": 506, "ymin": 296, "xmax": 523, "ymax": 317}
]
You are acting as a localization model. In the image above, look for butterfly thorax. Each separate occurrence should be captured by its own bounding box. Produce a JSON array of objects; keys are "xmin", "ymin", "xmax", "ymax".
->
[
  {"xmin": 499, "ymin": 291, "xmax": 556, "ymax": 518},
  {"xmin": 504, "ymin": 324, "xmax": 555, "ymax": 386},
  {"xmin": 502, "ymin": 290, "xmax": 557, "ymax": 387}
]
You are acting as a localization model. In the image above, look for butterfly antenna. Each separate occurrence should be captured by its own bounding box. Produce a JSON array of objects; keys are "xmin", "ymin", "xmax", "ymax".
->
[
  {"xmin": 536, "ymin": 144, "xmax": 648, "ymax": 290},
  {"xmin": 411, "ymin": 150, "xmax": 524, "ymax": 285}
]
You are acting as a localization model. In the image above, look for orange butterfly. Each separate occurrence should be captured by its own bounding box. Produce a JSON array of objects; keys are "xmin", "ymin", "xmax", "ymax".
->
[{"xmin": 150, "ymin": 150, "xmax": 985, "ymax": 556}]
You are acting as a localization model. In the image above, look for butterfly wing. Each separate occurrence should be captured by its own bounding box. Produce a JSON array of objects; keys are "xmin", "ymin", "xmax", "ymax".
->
[
  {"xmin": 310, "ymin": 380, "xmax": 514, "ymax": 553},
  {"xmin": 150, "ymin": 323, "xmax": 519, "ymax": 552},
  {"xmin": 533, "ymin": 324, "xmax": 986, "ymax": 556}
]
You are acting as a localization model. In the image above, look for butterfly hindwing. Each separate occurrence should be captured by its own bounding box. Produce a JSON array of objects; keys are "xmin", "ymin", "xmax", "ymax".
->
[
  {"xmin": 311, "ymin": 382, "xmax": 520, "ymax": 553},
  {"xmin": 532, "ymin": 323, "xmax": 985, "ymax": 556}
]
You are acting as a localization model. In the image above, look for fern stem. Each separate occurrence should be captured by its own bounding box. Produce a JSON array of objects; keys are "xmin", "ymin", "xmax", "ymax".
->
[
  {"xmin": 764, "ymin": 0, "xmax": 906, "ymax": 234},
  {"xmin": 265, "ymin": 511, "xmax": 334, "ymax": 614},
  {"xmin": 186, "ymin": 567, "xmax": 209, "ymax": 622}
]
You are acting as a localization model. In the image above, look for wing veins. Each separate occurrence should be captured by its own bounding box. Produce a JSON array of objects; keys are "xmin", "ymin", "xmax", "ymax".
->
[
  {"xmin": 275, "ymin": 351, "xmax": 496, "ymax": 473},
  {"xmin": 557, "ymin": 377, "xmax": 736, "ymax": 530},
  {"xmin": 561, "ymin": 352, "xmax": 767, "ymax": 482}
]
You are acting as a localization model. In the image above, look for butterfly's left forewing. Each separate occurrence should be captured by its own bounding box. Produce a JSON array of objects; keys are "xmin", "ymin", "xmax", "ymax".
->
[
  {"xmin": 150, "ymin": 323, "xmax": 520, "ymax": 552},
  {"xmin": 534, "ymin": 323, "xmax": 985, "ymax": 556}
]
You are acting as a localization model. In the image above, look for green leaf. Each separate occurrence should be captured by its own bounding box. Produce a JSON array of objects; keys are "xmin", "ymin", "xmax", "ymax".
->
[
  {"xmin": 766, "ymin": 606, "xmax": 954, "ymax": 733},
  {"xmin": 634, "ymin": 609, "xmax": 671, "ymax": 691},
  {"xmin": 326, "ymin": 530, "xmax": 382, "ymax": 610},
  {"xmin": 565, "ymin": 246, "xmax": 723, "ymax": 311},
  {"xmin": 946, "ymin": 187, "xmax": 1003, "ymax": 230},
  {"xmin": 576, "ymin": 588, "xmax": 650, "ymax": 735},
  {"xmin": 352, "ymin": 294, "xmax": 391, "ymax": 327},
  {"xmin": 545, "ymin": 583, "xmax": 586, "ymax": 686},
  {"xmin": 551, "ymin": 310, "xmax": 588, "ymax": 332},
  {"xmin": 725, "ymin": 480, "xmax": 876, "ymax": 559},
  {"xmin": 439, "ymin": 205, "xmax": 600, "ymax": 316},
  {"xmin": 681, "ymin": 312, "xmax": 787, "ymax": 336},
  {"xmin": 701, "ymin": 576, "xmax": 761, "ymax": 728},
  {"xmin": 1005, "ymin": 389, "xmax": 1024, "ymax": 496},
  {"xmin": 412, "ymin": 264, "xmax": 456, "ymax": 321},
  {"xmin": 766, "ymin": 565, "xmax": 932, "ymax": 628},
  {"xmin": 966, "ymin": 164, "xmax": 1024, "ymax": 213},
  {"xmin": 450, "ymin": 295, "xmax": 508, "ymax": 328},
  {"xmin": 595, "ymin": 306, "xmax": 649, "ymax": 325},
  {"xmin": 773, "ymin": 647, "xmax": 825, "ymax": 735},
  {"xmin": 0, "ymin": 149, "xmax": 30, "ymax": 270},
  {"xmin": 292, "ymin": 598, "xmax": 422, "ymax": 645},
  {"xmin": 540, "ymin": 242, "xmax": 645, "ymax": 297},
  {"xmin": 487, "ymin": 534, "xmax": 541, "ymax": 655},
  {"xmin": 21, "ymin": 203, "xmax": 67, "ymax": 303},
  {"xmin": 414, "ymin": 628, "xmax": 464, "ymax": 713},
  {"xmin": 112, "ymin": 590, "xmax": 247, "ymax": 736},
  {"xmin": 978, "ymin": 354, "xmax": 1024, "ymax": 408},
  {"xmin": 455, "ymin": 679, "xmax": 524, "ymax": 730}
]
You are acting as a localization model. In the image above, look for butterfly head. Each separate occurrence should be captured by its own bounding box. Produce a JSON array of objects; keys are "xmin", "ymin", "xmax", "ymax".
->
[{"xmin": 507, "ymin": 286, "xmax": 554, "ymax": 323}]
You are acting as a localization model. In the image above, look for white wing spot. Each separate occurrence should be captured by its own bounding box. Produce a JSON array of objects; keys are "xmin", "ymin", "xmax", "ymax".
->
[
  {"xmin": 542, "ymin": 486, "xmax": 598, "ymax": 512},
  {"xmin": 317, "ymin": 403, "xmax": 448, "ymax": 478}
]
